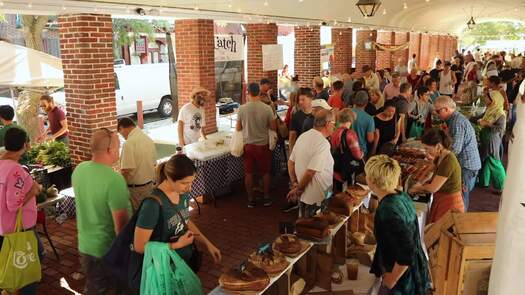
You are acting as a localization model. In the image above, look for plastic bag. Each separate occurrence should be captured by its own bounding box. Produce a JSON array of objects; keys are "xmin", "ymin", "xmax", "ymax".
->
[
  {"xmin": 0, "ymin": 209, "xmax": 41, "ymax": 292},
  {"xmin": 269, "ymin": 130, "xmax": 278, "ymax": 151},
  {"xmin": 140, "ymin": 242, "xmax": 202, "ymax": 295},
  {"xmin": 230, "ymin": 130, "xmax": 244, "ymax": 157}
]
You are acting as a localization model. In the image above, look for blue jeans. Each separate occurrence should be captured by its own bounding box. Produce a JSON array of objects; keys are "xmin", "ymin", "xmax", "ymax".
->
[
  {"xmin": 0, "ymin": 230, "xmax": 44, "ymax": 295},
  {"xmin": 461, "ymin": 168, "xmax": 478, "ymax": 211}
]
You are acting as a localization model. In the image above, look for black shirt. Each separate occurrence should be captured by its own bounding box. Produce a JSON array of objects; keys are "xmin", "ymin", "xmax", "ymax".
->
[
  {"xmin": 499, "ymin": 69, "xmax": 515, "ymax": 83},
  {"xmin": 290, "ymin": 110, "xmax": 314, "ymax": 136},
  {"xmin": 429, "ymin": 68, "xmax": 442, "ymax": 83},
  {"xmin": 374, "ymin": 115, "xmax": 398, "ymax": 152},
  {"xmin": 302, "ymin": 116, "xmax": 314, "ymax": 133},
  {"xmin": 392, "ymin": 95, "xmax": 410, "ymax": 116},
  {"xmin": 315, "ymin": 88, "xmax": 330, "ymax": 101},
  {"xmin": 365, "ymin": 103, "xmax": 379, "ymax": 116}
]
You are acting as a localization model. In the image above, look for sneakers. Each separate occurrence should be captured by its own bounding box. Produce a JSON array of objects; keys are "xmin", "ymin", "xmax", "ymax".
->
[
  {"xmin": 281, "ymin": 202, "xmax": 299, "ymax": 213},
  {"xmin": 263, "ymin": 198, "xmax": 273, "ymax": 207},
  {"xmin": 247, "ymin": 201, "xmax": 256, "ymax": 208}
]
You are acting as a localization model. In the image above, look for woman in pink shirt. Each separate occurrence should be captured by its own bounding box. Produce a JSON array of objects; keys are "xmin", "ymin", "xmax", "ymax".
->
[{"xmin": 0, "ymin": 127, "xmax": 42, "ymax": 295}]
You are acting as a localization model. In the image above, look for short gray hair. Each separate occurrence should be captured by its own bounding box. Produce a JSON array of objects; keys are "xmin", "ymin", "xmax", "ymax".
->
[
  {"xmin": 435, "ymin": 95, "xmax": 456, "ymax": 109},
  {"xmin": 314, "ymin": 109, "xmax": 334, "ymax": 128}
]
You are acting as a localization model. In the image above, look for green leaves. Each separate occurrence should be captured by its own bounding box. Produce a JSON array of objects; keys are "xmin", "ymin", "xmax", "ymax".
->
[{"xmin": 27, "ymin": 141, "xmax": 71, "ymax": 167}]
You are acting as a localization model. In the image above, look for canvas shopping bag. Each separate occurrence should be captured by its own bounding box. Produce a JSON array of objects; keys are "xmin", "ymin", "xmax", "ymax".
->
[{"xmin": 0, "ymin": 209, "xmax": 41, "ymax": 292}]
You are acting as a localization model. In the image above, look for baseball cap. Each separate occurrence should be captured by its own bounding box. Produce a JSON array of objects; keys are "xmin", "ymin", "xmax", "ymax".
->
[{"xmin": 312, "ymin": 99, "xmax": 332, "ymax": 110}]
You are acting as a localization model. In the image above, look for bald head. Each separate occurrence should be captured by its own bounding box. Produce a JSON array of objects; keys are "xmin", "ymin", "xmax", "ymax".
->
[{"xmin": 90, "ymin": 128, "xmax": 119, "ymax": 155}]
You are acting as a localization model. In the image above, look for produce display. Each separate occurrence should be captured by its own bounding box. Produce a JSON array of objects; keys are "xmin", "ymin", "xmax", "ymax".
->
[
  {"xmin": 27, "ymin": 141, "xmax": 71, "ymax": 167},
  {"xmin": 248, "ymin": 251, "xmax": 289, "ymax": 277},
  {"xmin": 219, "ymin": 262, "xmax": 270, "ymax": 292}
]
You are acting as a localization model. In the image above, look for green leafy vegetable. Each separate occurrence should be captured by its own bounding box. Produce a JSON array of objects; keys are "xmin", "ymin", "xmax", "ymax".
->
[{"xmin": 27, "ymin": 141, "xmax": 71, "ymax": 167}]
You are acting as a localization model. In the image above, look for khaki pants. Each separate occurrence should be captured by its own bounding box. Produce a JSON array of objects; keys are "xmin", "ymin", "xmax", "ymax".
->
[{"xmin": 128, "ymin": 183, "xmax": 155, "ymax": 211}]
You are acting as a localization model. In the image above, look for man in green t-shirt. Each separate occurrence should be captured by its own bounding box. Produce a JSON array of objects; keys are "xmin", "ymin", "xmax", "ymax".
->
[
  {"xmin": 0, "ymin": 105, "xmax": 20, "ymax": 148},
  {"xmin": 72, "ymin": 128, "xmax": 131, "ymax": 294}
]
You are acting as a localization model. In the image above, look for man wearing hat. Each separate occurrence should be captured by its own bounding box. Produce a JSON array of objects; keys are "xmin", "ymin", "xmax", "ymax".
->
[
  {"xmin": 178, "ymin": 87, "xmax": 210, "ymax": 146},
  {"xmin": 301, "ymin": 99, "xmax": 333, "ymax": 133},
  {"xmin": 352, "ymin": 90, "xmax": 375, "ymax": 158}
]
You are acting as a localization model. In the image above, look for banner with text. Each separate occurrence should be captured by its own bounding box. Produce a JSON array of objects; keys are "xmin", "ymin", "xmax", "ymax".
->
[
  {"xmin": 262, "ymin": 44, "xmax": 284, "ymax": 71},
  {"xmin": 214, "ymin": 34, "xmax": 244, "ymax": 62}
]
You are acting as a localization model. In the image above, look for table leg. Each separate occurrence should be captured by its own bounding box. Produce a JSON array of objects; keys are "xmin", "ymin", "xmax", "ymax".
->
[
  {"xmin": 296, "ymin": 246, "xmax": 317, "ymax": 292},
  {"xmin": 40, "ymin": 215, "xmax": 60, "ymax": 261},
  {"xmin": 333, "ymin": 223, "xmax": 347, "ymax": 265}
]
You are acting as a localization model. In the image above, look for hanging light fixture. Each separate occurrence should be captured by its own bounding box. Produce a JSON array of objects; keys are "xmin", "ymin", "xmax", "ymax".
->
[
  {"xmin": 466, "ymin": 16, "xmax": 476, "ymax": 30},
  {"xmin": 356, "ymin": 0, "xmax": 381, "ymax": 17}
]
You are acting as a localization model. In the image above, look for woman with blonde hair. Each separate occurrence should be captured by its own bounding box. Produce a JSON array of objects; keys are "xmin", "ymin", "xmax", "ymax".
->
[
  {"xmin": 365, "ymin": 155, "xmax": 430, "ymax": 295},
  {"xmin": 367, "ymin": 88, "xmax": 384, "ymax": 115}
]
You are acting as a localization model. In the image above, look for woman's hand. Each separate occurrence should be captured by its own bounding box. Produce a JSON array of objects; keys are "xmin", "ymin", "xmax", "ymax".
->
[
  {"xmin": 170, "ymin": 231, "xmax": 194, "ymax": 249},
  {"xmin": 206, "ymin": 242, "xmax": 222, "ymax": 263}
]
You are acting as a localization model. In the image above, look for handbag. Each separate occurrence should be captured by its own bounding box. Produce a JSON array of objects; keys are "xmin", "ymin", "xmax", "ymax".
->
[
  {"xmin": 103, "ymin": 196, "xmax": 164, "ymax": 292},
  {"xmin": 276, "ymin": 118, "xmax": 289, "ymax": 139},
  {"xmin": 230, "ymin": 130, "xmax": 244, "ymax": 157},
  {"xmin": 175, "ymin": 209, "xmax": 202, "ymax": 273},
  {"xmin": 140, "ymin": 242, "xmax": 202, "ymax": 295},
  {"xmin": 269, "ymin": 130, "xmax": 278, "ymax": 151},
  {"xmin": 0, "ymin": 209, "xmax": 41, "ymax": 292}
]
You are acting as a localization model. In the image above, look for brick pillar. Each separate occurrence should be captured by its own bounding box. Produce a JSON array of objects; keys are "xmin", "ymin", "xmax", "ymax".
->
[
  {"xmin": 331, "ymin": 28, "xmax": 353, "ymax": 75},
  {"xmin": 429, "ymin": 35, "xmax": 439, "ymax": 68},
  {"xmin": 409, "ymin": 33, "xmax": 421, "ymax": 69},
  {"xmin": 376, "ymin": 31, "xmax": 393, "ymax": 70},
  {"xmin": 420, "ymin": 33, "xmax": 431, "ymax": 70},
  {"xmin": 175, "ymin": 19, "xmax": 217, "ymax": 134},
  {"xmin": 393, "ymin": 32, "xmax": 409, "ymax": 67},
  {"xmin": 452, "ymin": 37, "xmax": 458, "ymax": 54},
  {"xmin": 355, "ymin": 30, "xmax": 377, "ymax": 73},
  {"xmin": 444, "ymin": 36, "xmax": 452, "ymax": 62},
  {"xmin": 294, "ymin": 26, "xmax": 320, "ymax": 87},
  {"xmin": 438, "ymin": 35, "xmax": 447, "ymax": 62},
  {"xmin": 246, "ymin": 23, "xmax": 278, "ymax": 87},
  {"xmin": 58, "ymin": 14, "xmax": 116, "ymax": 165}
]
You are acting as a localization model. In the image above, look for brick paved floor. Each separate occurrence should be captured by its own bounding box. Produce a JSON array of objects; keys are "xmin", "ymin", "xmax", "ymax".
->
[{"xmin": 36, "ymin": 177, "xmax": 500, "ymax": 295}]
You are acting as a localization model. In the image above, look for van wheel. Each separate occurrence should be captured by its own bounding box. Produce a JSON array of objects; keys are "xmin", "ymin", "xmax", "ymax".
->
[{"xmin": 158, "ymin": 97, "xmax": 173, "ymax": 117}]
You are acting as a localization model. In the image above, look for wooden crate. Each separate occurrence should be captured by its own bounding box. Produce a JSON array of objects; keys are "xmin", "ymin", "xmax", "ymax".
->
[{"xmin": 424, "ymin": 212, "xmax": 498, "ymax": 295}]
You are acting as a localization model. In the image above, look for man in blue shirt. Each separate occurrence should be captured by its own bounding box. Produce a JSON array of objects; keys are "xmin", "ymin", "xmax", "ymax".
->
[
  {"xmin": 352, "ymin": 90, "xmax": 375, "ymax": 158},
  {"xmin": 434, "ymin": 96, "xmax": 481, "ymax": 210}
]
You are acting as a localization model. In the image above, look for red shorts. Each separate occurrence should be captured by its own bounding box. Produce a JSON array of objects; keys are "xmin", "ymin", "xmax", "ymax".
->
[{"xmin": 243, "ymin": 144, "xmax": 271, "ymax": 174}]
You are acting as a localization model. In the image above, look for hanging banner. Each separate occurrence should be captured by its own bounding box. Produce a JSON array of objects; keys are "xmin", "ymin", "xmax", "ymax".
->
[
  {"xmin": 262, "ymin": 44, "xmax": 284, "ymax": 71},
  {"xmin": 214, "ymin": 34, "xmax": 244, "ymax": 62},
  {"xmin": 373, "ymin": 42, "xmax": 410, "ymax": 52}
]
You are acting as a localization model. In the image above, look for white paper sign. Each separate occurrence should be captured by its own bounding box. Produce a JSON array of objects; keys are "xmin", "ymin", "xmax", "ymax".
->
[
  {"xmin": 262, "ymin": 44, "xmax": 283, "ymax": 71},
  {"xmin": 214, "ymin": 34, "xmax": 244, "ymax": 62}
]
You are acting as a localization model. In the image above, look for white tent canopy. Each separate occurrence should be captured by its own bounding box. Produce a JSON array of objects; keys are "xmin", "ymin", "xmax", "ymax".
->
[{"xmin": 0, "ymin": 41, "xmax": 64, "ymax": 88}]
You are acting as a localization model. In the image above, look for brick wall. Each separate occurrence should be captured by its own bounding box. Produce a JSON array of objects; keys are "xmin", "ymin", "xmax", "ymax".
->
[
  {"xmin": 376, "ymin": 31, "xmax": 393, "ymax": 70},
  {"xmin": 294, "ymin": 26, "xmax": 320, "ymax": 87},
  {"xmin": 444, "ymin": 36, "xmax": 453, "ymax": 62},
  {"xmin": 331, "ymin": 28, "xmax": 353, "ymax": 75},
  {"xmin": 438, "ymin": 35, "xmax": 447, "ymax": 62},
  {"xmin": 452, "ymin": 37, "xmax": 458, "ymax": 54},
  {"xmin": 393, "ymin": 32, "xmax": 409, "ymax": 67},
  {"xmin": 419, "ymin": 33, "xmax": 430, "ymax": 70},
  {"xmin": 175, "ymin": 19, "xmax": 217, "ymax": 134},
  {"xmin": 409, "ymin": 33, "xmax": 421, "ymax": 69},
  {"xmin": 246, "ymin": 23, "xmax": 278, "ymax": 87},
  {"xmin": 355, "ymin": 30, "xmax": 377, "ymax": 72},
  {"xmin": 429, "ymin": 35, "xmax": 439, "ymax": 68},
  {"xmin": 58, "ymin": 14, "xmax": 116, "ymax": 164}
]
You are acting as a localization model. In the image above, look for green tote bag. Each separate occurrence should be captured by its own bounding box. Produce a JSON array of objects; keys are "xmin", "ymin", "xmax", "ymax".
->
[{"xmin": 0, "ymin": 209, "xmax": 41, "ymax": 292}]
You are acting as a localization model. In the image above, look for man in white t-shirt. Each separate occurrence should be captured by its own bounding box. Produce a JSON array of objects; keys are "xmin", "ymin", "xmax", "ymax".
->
[
  {"xmin": 287, "ymin": 109, "xmax": 336, "ymax": 218},
  {"xmin": 177, "ymin": 87, "xmax": 209, "ymax": 146},
  {"xmin": 408, "ymin": 54, "xmax": 418, "ymax": 72}
]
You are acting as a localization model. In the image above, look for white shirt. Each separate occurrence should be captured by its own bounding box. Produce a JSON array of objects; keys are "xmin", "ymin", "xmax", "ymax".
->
[
  {"xmin": 120, "ymin": 128, "xmax": 157, "ymax": 185},
  {"xmin": 289, "ymin": 129, "xmax": 334, "ymax": 205},
  {"xmin": 395, "ymin": 65, "xmax": 408, "ymax": 84},
  {"xmin": 408, "ymin": 58, "xmax": 417, "ymax": 71},
  {"xmin": 178, "ymin": 103, "xmax": 206, "ymax": 145}
]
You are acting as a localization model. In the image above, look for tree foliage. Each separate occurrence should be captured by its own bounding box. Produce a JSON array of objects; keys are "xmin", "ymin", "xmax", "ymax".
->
[
  {"xmin": 112, "ymin": 18, "xmax": 171, "ymax": 46},
  {"xmin": 460, "ymin": 21, "xmax": 525, "ymax": 48}
]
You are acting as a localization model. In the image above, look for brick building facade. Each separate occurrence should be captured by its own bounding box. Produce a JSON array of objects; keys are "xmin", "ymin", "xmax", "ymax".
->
[{"xmin": 294, "ymin": 26, "xmax": 321, "ymax": 87}]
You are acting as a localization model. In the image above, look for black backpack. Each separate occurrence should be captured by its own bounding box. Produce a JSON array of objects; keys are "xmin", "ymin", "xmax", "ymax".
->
[
  {"xmin": 333, "ymin": 129, "xmax": 364, "ymax": 182},
  {"xmin": 103, "ymin": 195, "xmax": 164, "ymax": 293}
]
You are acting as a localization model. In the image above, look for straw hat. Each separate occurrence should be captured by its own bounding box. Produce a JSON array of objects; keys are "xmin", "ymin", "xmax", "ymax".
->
[{"xmin": 190, "ymin": 86, "xmax": 211, "ymax": 99}]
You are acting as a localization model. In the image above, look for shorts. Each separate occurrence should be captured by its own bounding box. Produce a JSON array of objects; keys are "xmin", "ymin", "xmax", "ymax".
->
[{"xmin": 243, "ymin": 144, "xmax": 271, "ymax": 174}]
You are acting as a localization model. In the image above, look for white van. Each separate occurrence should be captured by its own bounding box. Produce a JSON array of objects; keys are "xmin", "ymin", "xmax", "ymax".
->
[{"xmin": 53, "ymin": 63, "xmax": 174, "ymax": 117}]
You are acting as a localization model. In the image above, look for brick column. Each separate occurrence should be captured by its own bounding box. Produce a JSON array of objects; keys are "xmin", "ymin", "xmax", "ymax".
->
[
  {"xmin": 409, "ymin": 33, "xmax": 421, "ymax": 69},
  {"xmin": 438, "ymin": 35, "xmax": 447, "ymax": 62},
  {"xmin": 331, "ymin": 28, "xmax": 353, "ymax": 75},
  {"xmin": 444, "ymin": 36, "xmax": 452, "ymax": 62},
  {"xmin": 376, "ymin": 31, "xmax": 393, "ymax": 70},
  {"xmin": 246, "ymin": 23, "xmax": 278, "ymax": 87},
  {"xmin": 175, "ymin": 19, "xmax": 217, "ymax": 134},
  {"xmin": 355, "ymin": 30, "xmax": 377, "ymax": 73},
  {"xmin": 420, "ymin": 33, "xmax": 431, "ymax": 70},
  {"xmin": 452, "ymin": 37, "xmax": 458, "ymax": 55},
  {"xmin": 58, "ymin": 14, "xmax": 115, "ymax": 165},
  {"xmin": 294, "ymin": 26, "xmax": 320, "ymax": 87},
  {"xmin": 393, "ymin": 32, "xmax": 409, "ymax": 67},
  {"xmin": 429, "ymin": 35, "xmax": 439, "ymax": 68}
]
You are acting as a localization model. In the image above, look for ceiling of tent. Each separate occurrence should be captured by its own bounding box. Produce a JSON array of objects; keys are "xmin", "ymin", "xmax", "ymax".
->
[{"xmin": 3, "ymin": 0, "xmax": 525, "ymax": 34}]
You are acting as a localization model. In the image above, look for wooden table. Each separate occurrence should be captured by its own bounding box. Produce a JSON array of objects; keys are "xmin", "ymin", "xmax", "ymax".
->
[
  {"xmin": 209, "ymin": 243, "xmax": 314, "ymax": 295},
  {"xmin": 37, "ymin": 194, "xmax": 66, "ymax": 261}
]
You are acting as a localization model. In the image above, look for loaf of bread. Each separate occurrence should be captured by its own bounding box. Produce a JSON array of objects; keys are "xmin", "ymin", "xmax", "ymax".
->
[
  {"xmin": 219, "ymin": 262, "xmax": 270, "ymax": 292},
  {"xmin": 316, "ymin": 211, "xmax": 341, "ymax": 225},
  {"xmin": 248, "ymin": 251, "xmax": 289, "ymax": 276},
  {"xmin": 295, "ymin": 217, "xmax": 329, "ymax": 230},
  {"xmin": 350, "ymin": 232, "xmax": 366, "ymax": 246},
  {"xmin": 296, "ymin": 226, "xmax": 329, "ymax": 241},
  {"xmin": 346, "ymin": 184, "xmax": 370, "ymax": 198},
  {"xmin": 273, "ymin": 234, "xmax": 303, "ymax": 256}
]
